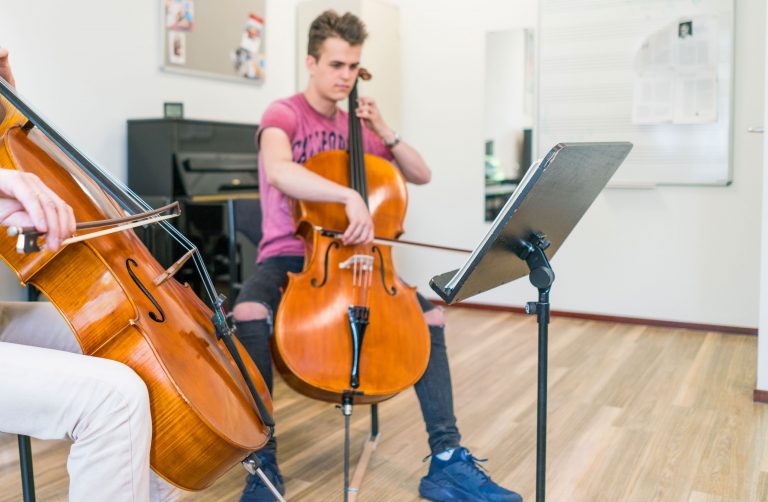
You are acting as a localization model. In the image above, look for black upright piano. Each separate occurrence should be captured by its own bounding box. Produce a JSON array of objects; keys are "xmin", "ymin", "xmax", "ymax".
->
[{"xmin": 127, "ymin": 118, "xmax": 261, "ymax": 302}]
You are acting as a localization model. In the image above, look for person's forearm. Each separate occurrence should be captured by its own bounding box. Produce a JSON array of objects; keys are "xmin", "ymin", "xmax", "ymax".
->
[
  {"xmin": 390, "ymin": 141, "xmax": 431, "ymax": 185},
  {"xmin": 266, "ymin": 160, "xmax": 357, "ymax": 204}
]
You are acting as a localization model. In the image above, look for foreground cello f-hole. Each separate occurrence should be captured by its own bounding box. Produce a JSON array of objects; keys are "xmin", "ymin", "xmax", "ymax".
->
[
  {"xmin": 0, "ymin": 76, "xmax": 274, "ymax": 491},
  {"xmin": 126, "ymin": 258, "xmax": 166, "ymax": 323},
  {"xmin": 272, "ymin": 69, "xmax": 431, "ymax": 405}
]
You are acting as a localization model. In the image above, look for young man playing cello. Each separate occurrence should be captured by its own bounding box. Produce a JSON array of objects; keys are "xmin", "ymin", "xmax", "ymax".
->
[
  {"xmin": 0, "ymin": 48, "xmax": 176, "ymax": 502},
  {"xmin": 233, "ymin": 11, "xmax": 522, "ymax": 502}
]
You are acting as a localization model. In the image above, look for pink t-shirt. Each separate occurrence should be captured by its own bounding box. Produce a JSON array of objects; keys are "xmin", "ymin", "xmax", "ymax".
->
[{"xmin": 255, "ymin": 93, "xmax": 394, "ymax": 262}]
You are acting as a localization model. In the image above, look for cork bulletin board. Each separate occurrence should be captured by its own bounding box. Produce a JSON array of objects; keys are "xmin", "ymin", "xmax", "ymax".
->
[{"xmin": 162, "ymin": 0, "xmax": 267, "ymax": 84}]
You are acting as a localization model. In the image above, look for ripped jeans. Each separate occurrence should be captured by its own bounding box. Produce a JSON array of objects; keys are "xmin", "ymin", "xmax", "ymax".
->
[{"xmin": 234, "ymin": 256, "xmax": 461, "ymax": 455}]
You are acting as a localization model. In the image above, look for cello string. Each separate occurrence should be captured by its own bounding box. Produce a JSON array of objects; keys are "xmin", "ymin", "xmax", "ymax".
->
[
  {"xmin": 348, "ymin": 83, "xmax": 359, "ymax": 195},
  {"xmin": 349, "ymin": 79, "xmax": 368, "ymax": 205},
  {"xmin": 361, "ymin": 259, "xmax": 369, "ymax": 308},
  {"xmin": 347, "ymin": 77, "xmax": 374, "ymax": 310},
  {"xmin": 354, "ymin": 81, "xmax": 367, "ymax": 205},
  {"xmin": 369, "ymin": 252, "xmax": 374, "ymax": 307}
]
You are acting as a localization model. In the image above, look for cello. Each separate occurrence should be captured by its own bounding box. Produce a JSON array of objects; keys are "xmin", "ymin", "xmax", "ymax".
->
[
  {"xmin": 0, "ymin": 77, "xmax": 276, "ymax": 492},
  {"xmin": 272, "ymin": 70, "xmax": 431, "ymax": 405}
]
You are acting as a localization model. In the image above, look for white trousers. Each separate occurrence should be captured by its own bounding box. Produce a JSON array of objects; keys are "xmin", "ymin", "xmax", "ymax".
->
[{"xmin": 0, "ymin": 301, "xmax": 179, "ymax": 502}]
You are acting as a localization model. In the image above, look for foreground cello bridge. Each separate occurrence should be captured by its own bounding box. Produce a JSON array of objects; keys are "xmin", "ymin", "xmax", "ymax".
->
[{"xmin": 153, "ymin": 248, "xmax": 196, "ymax": 286}]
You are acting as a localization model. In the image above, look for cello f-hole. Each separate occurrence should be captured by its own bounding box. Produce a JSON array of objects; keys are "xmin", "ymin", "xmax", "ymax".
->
[
  {"xmin": 126, "ymin": 258, "xmax": 166, "ymax": 323},
  {"xmin": 310, "ymin": 241, "xmax": 340, "ymax": 288},
  {"xmin": 372, "ymin": 246, "xmax": 396, "ymax": 296}
]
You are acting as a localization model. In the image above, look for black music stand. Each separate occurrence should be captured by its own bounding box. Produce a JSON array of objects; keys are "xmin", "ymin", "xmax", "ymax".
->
[{"xmin": 430, "ymin": 142, "xmax": 633, "ymax": 502}]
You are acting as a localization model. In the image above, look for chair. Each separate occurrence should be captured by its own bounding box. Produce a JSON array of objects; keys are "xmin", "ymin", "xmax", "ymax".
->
[
  {"xmin": 18, "ymin": 435, "xmax": 35, "ymax": 502},
  {"xmin": 225, "ymin": 197, "xmax": 262, "ymax": 304},
  {"xmin": 17, "ymin": 286, "xmax": 39, "ymax": 501}
]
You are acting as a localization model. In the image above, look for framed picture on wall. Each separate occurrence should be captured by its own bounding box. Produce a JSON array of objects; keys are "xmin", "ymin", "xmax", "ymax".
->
[
  {"xmin": 161, "ymin": 0, "xmax": 267, "ymax": 84},
  {"xmin": 163, "ymin": 102, "xmax": 184, "ymax": 118}
]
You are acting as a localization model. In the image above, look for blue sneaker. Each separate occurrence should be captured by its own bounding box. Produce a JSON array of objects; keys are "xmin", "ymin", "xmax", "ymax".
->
[
  {"xmin": 239, "ymin": 450, "xmax": 285, "ymax": 502},
  {"xmin": 419, "ymin": 447, "xmax": 522, "ymax": 502}
]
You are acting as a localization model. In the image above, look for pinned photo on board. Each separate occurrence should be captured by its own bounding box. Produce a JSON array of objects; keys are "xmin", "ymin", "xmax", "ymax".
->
[
  {"xmin": 678, "ymin": 20, "xmax": 693, "ymax": 39},
  {"xmin": 168, "ymin": 32, "xmax": 186, "ymax": 65},
  {"xmin": 231, "ymin": 13, "xmax": 265, "ymax": 80},
  {"xmin": 165, "ymin": 0, "xmax": 195, "ymax": 31}
]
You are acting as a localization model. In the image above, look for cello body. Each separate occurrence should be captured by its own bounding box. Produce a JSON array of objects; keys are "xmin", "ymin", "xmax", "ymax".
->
[
  {"xmin": 273, "ymin": 146, "xmax": 431, "ymax": 404},
  {"xmin": 0, "ymin": 91, "xmax": 272, "ymax": 490}
]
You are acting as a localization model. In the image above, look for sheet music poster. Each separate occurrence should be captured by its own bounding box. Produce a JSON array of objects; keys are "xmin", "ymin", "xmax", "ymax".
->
[{"xmin": 538, "ymin": 0, "xmax": 734, "ymax": 185}]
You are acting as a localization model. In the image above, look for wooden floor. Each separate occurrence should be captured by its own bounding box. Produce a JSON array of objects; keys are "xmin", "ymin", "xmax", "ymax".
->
[{"xmin": 2, "ymin": 307, "xmax": 768, "ymax": 501}]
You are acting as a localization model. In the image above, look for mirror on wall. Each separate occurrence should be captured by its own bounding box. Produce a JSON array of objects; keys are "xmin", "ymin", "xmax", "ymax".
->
[{"xmin": 483, "ymin": 28, "xmax": 535, "ymax": 222}]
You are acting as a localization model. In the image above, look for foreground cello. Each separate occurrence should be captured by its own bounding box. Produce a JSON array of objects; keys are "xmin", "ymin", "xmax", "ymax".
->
[
  {"xmin": 0, "ymin": 78, "xmax": 273, "ymax": 491},
  {"xmin": 273, "ymin": 70, "xmax": 431, "ymax": 405}
]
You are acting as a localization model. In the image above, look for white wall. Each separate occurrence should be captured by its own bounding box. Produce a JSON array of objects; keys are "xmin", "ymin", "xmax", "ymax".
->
[
  {"xmin": 393, "ymin": 0, "xmax": 766, "ymax": 329},
  {"xmin": 1, "ymin": 0, "xmax": 765, "ymax": 330}
]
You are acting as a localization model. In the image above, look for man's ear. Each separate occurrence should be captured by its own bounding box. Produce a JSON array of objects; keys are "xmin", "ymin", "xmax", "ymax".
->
[{"xmin": 305, "ymin": 54, "xmax": 317, "ymax": 75}]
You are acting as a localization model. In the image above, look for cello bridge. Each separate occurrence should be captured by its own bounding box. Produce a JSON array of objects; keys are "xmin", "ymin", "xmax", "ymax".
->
[{"xmin": 339, "ymin": 254, "xmax": 373, "ymax": 288}]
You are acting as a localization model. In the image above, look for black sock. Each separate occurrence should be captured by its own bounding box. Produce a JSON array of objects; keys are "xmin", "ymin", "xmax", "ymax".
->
[
  {"xmin": 235, "ymin": 318, "xmax": 277, "ymax": 453},
  {"xmin": 235, "ymin": 319, "xmax": 273, "ymax": 394}
]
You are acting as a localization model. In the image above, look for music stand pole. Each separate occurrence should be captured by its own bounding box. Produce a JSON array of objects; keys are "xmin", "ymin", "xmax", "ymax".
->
[{"xmin": 515, "ymin": 232, "xmax": 554, "ymax": 502}]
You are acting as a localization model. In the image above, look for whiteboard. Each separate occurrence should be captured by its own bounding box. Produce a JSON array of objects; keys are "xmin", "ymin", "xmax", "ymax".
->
[{"xmin": 537, "ymin": 0, "xmax": 734, "ymax": 186}]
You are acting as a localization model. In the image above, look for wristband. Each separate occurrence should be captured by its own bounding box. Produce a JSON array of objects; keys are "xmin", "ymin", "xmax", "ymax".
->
[{"xmin": 383, "ymin": 131, "xmax": 401, "ymax": 149}]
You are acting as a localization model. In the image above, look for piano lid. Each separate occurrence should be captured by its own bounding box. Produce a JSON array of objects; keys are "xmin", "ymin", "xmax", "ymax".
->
[{"xmin": 173, "ymin": 151, "xmax": 258, "ymax": 197}]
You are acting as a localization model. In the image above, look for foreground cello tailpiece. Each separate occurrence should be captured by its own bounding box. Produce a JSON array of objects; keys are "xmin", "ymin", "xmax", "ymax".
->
[
  {"xmin": 273, "ymin": 69, "xmax": 431, "ymax": 405},
  {"xmin": 0, "ymin": 77, "xmax": 274, "ymax": 491}
]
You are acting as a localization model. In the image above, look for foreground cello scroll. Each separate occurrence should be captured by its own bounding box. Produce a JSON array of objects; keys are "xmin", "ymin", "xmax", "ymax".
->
[{"xmin": 0, "ymin": 76, "xmax": 274, "ymax": 490}]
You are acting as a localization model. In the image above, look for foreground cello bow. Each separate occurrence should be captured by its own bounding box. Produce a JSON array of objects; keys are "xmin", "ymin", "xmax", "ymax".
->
[{"xmin": 0, "ymin": 76, "xmax": 275, "ymax": 492}]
